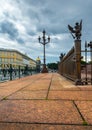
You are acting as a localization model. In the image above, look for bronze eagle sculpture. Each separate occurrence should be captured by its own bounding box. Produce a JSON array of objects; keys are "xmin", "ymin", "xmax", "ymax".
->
[{"xmin": 68, "ymin": 20, "xmax": 82, "ymax": 40}]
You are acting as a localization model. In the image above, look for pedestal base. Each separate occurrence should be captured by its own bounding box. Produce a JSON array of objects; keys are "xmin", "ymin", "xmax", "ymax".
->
[
  {"xmin": 41, "ymin": 64, "xmax": 48, "ymax": 73},
  {"xmin": 75, "ymin": 79, "xmax": 83, "ymax": 85}
]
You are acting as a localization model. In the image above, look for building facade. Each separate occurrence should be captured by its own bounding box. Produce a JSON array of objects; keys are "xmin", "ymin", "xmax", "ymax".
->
[
  {"xmin": 0, "ymin": 48, "xmax": 36, "ymax": 70},
  {"xmin": 36, "ymin": 56, "xmax": 41, "ymax": 72}
]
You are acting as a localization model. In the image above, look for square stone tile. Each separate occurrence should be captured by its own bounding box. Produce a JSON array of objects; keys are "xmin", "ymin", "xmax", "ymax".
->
[
  {"xmin": 0, "ymin": 82, "xmax": 35, "ymax": 100},
  {"xmin": 78, "ymin": 86, "xmax": 92, "ymax": 91},
  {"xmin": 50, "ymin": 84, "xmax": 80, "ymax": 91},
  {"xmin": 8, "ymin": 90, "xmax": 47, "ymax": 99},
  {"xmin": 0, "ymin": 123, "xmax": 92, "ymax": 130},
  {"xmin": 0, "ymin": 100, "xmax": 83, "ymax": 124},
  {"xmin": 48, "ymin": 91, "xmax": 92, "ymax": 100},
  {"xmin": 22, "ymin": 84, "xmax": 49, "ymax": 91},
  {"xmin": 75, "ymin": 101, "xmax": 92, "ymax": 124},
  {"xmin": 22, "ymin": 79, "xmax": 51, "ymax": 91}
]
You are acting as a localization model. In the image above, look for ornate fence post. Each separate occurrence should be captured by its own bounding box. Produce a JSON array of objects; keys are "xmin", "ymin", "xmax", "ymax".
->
[
  {"xmin": 68, "ymin": 20, "xmax": 83, "ymax": 85},
  {"xmin": 75, "ymin": 40, "xmax": 82, "ymax": 85}
]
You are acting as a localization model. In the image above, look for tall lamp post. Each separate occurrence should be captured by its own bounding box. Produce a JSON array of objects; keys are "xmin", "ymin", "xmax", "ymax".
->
[{"xmin": 38, "ymin": 30, "xmax": 50, "ymax": 73}]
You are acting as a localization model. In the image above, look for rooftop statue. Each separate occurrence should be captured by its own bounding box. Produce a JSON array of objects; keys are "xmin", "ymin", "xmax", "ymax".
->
[{"xmin": 68, "ymin": 20, "xmax": 82, "ymax": 40}]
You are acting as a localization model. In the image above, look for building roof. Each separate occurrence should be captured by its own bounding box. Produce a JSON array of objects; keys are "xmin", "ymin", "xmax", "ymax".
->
[{"xmin": 0, "ymin": 48, "xmax": 36, "ymax": 63}]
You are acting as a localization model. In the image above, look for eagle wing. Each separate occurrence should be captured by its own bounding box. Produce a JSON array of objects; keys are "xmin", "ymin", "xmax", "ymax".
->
[
  {"xmin": 80, "ymin": 20, "xmax": 82, "ymax": 31},
  {"xmin": 68, "ymin": 25, "xmax": 75, "ymax": 33}
]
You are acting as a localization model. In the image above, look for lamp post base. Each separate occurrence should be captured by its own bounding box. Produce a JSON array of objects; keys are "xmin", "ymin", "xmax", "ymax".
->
[{"xmin": 41, "ymin": 64, "xmax": 48, "ymax": 73}]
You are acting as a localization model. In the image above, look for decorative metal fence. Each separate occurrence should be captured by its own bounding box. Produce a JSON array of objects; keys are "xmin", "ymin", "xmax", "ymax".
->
[
  {"xmin": 81, "ymin": 42, "xmax": 92, "ymax": 85},
  {"xmin": 58, "ymin": 40, "xmax": 92, "ymax": 85},
  {"xmin": 58, "ymin": 47, "xmax": 77, "ymax": 81}
]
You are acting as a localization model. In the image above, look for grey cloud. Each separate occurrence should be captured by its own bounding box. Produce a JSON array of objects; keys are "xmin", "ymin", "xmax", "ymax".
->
[
  {"xmin": 27, "ymin": 30, "xmax": 36, "ymax": 36},
  {"xmin": 0, "ymin": 20, "xmax": 18, "ymax": 40},
  {"xmin": 0, "ymin": 0, "xmax": 92, "ymax": 63},
  {"xmin": 16, "ymin": 38, "xmax": 25, "ymax": 44}
]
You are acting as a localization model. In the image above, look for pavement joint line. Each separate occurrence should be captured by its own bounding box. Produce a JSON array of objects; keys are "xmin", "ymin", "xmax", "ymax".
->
[
  {"xmin": 47, "ymin": 99, "xmax": 92, "ymax": 101},
  {"xmin": 46, "ymin": 73, "xmax": 53, "ymax": 99},
  {"xmin": 4, "ymin": 99, "xmax": 46, "ymax": 100},
  {"xmin": 21, "ymin": 89, "xmax": 48, "ymax": 91},
  {"xmin": 3, "ymin": 99, "xmax": 92, "ymax": 101},
  {"xmin": 0, "ymin": 121, "xmax": 91, "ymax": 126},
  {"xmin": 0, "ymin": 74, "xmax": 48, "ymax": 101},
  {"xmin": 72, "ymin": 100, "xmax": 87, "ymax": 123},
  {"xmin": 49, "ymin": 90, "xmax": 92, "ymax": 91}
]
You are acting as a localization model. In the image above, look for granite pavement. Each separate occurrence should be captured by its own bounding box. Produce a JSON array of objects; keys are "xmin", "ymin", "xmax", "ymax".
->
[{"xmin": 0, "ymin": 73, "xmax": 92, "ymax": 130}]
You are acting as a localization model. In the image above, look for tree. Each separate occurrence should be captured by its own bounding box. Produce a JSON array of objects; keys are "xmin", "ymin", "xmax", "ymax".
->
[
  {"xmin": 81, "ymin": 60, "xmax": 86, "ymax": 65},
  {"xmin": 47, "ymin": 63, "xmax": 58, "ymax": 70},
  {"xmin": 88, "ymin": 61, "xmax": 92, "ymax": 64}
]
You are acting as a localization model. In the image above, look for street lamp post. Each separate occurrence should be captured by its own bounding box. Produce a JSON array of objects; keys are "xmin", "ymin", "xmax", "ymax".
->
[{"xmin": 38, "ymin": 30, "xmax": 50, "ymax": 73}]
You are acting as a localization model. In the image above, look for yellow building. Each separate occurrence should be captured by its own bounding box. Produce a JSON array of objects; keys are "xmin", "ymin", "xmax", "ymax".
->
[
  {"xmin": 0, "ymin": 48, "xmax": 36, "ymax": 70},
  {"xmin": 36, "ymin": 56, "xmax": 41, "ymax": 72}
]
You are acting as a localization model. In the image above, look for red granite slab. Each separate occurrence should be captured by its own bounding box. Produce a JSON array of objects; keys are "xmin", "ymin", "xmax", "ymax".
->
[
  {"xmin": 0, "ymin": 100, "xmax": 83, "ymax": 124},
  {"xmin": 50, "ymin": 84, "xmax": 80, "ymax": 91},
  {"xmin": 22, "ymin": 84, "xmax": 49, "ymax": 91},
  {"xmin": 8, "ymin": 90, "xmax": 47, "ymax": 99},
  {"xmin": 78, "ymin": 86, "xmax": 92, "ymax": 91},
  {"xmin": 0, "ymin": 123, "xmax": 92, "ymax": 130},
  {"xmin": 0, "ymin": 81, "xmax": 37, "ymax": 100},
  {"xmin": 48, "ymin": 91, "xmax": 92, "ymax": 100},
  {"xmin": 22, "ymin": 79, "xmax": 51, "ymax": 91},
  {"xmin": 75, "ymin": 101, "xmax": 92, "ymax": 124},
  {"xmin": 0, "ymin": 75, "xmax": 49, "ymax": 100}
]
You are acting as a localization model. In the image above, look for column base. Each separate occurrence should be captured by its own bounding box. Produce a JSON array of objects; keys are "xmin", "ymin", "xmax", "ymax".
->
[{"xmin": 41, "ymin": 64, "xmax": 48, "ymax": 73}]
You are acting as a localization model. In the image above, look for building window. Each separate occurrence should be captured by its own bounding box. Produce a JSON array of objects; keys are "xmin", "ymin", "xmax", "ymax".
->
[
  {"xmin": 10, "ymin": 58, "xmax": 14, "ymax": 63},
  {"xmin": 4, "ymin": 58, "xmax": 7, "ymax": 62}
]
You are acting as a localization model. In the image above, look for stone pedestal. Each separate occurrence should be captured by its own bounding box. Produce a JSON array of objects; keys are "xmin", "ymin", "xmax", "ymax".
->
[{"xmin": 41, "ymin": 64, "xmax": 48, "ymax": 73}]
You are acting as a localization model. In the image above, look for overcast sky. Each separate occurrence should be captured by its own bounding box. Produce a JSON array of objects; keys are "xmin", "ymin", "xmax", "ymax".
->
[{"xmin": 0, "ymin": 0, "xmax": 92, "ymax": 63}]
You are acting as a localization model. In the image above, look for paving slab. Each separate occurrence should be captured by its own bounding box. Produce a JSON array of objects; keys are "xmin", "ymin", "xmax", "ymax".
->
[
  {"xmin": 0, "ymin": 74, "xmax": 51, "ymax": 99},
  {"xmin": 8, "ymin": 90, "xmax": 47, "ymax": 99},
  {"xmin": 22, "ymin": 84, "xmax": 49, "ymax": 91},
  {"xmin": 48, "ymin": 91, "xmax": 92, "ymax": 100},
  {"xmin": 0, "ymin": 82, "xmax": 35, "ymax": 100},
  {"xmin": 50, "ymin": 75, "xmax": 79, "ymax": 91},
  {"xmin": 41, "ymin": 73, "xmax": 52, "ymax": 79},
  {"xmin": 21, "ymin": 79, "xmax": 51, "ymax": 91},
  {"xmin": 0, "ymin": 123, "xmax": 92, "ymax": 130},
  {"xmin": 75, "ymin": 101, "xmax": 92, "ymax": 125},
  {"xmin": 0, "ymin": 73, "xmax": 92, "ymax": 129},
  {"xmin": 0, "ymin": 100, "xmax": 83, "ymax": 124},
  {"xmin": 50, "ymin": 84, "xmax": 80, "ymax": 91},
  {"xmin": 78, "ymin": 86, "xmax": 92, "ymax": 91}
]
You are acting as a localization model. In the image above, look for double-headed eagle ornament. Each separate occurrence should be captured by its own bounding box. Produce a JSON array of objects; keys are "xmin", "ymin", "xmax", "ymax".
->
[{"xmin": 68, "ymin": 20, "xmax": 82, "ymax": 40}]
